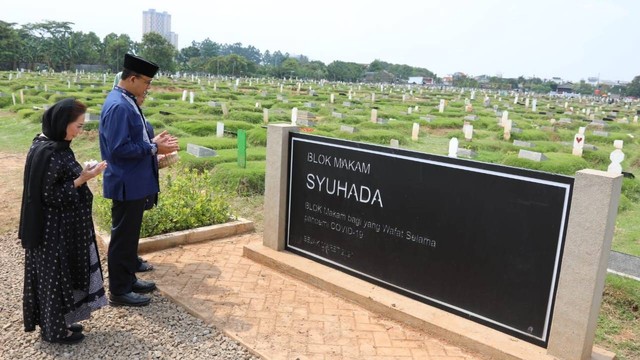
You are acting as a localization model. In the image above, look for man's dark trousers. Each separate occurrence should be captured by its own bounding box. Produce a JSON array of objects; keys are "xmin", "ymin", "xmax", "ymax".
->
[{"xmin": 108, "ymin": 198, "xmax": 146, "ymax": 295}]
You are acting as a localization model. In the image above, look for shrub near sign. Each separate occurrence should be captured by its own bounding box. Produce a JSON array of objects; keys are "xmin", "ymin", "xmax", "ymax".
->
[{"xmin": 286, "ymin": 133, "xmax": 573, "ymax": 346}]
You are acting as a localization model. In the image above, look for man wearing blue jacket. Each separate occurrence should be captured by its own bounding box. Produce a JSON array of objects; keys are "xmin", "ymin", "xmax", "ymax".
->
[{"xmin": 99, "ymin": 54, "xmax": 179, "ymax": 307}]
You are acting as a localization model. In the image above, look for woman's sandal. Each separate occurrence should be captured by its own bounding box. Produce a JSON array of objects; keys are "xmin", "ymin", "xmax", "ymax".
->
[
  {"xmin": 53, "ymin": 331, "xmax": 85, "ymax": 345},
  {"xmin": 68, "ymin": 323, "xmax": 83, "ymax": 333}
]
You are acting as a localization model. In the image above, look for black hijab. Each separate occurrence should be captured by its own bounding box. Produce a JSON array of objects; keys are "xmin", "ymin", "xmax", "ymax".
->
[{"xmin": 19, "ymin": 99, "xmax": 76, "ymax": 249}]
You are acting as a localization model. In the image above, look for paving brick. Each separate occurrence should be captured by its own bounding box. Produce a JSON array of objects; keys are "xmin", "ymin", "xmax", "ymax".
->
[{"xmin": 143, "ymin": 234, "xmax": 483, "ymax": 360}]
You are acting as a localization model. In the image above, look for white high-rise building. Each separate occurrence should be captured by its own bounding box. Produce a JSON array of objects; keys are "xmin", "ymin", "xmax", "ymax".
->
[{"xmin": 142, "ymin": 9, "xmax": 179, "ymax": 48}]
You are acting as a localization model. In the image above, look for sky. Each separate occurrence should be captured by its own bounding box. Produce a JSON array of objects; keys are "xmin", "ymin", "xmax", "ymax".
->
[{"xmin": 3, "ymin": 0, "xmax": 638, "ymax": 82}]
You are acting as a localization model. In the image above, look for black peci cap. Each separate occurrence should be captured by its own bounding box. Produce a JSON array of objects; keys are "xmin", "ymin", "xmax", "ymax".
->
[{"xmin": 123, "ymin": 53, "xmax": 159, "ymax": 78}]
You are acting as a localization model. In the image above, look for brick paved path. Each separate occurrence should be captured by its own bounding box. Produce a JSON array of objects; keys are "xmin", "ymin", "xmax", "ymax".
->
[{"xmin": 141, "ymin": 234, "xmax": 484, "ymax": 360}]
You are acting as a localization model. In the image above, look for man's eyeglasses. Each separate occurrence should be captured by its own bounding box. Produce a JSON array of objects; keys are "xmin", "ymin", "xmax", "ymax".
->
[{"xmin": 136, "ymin": 76, "xmax": 153, "ymax": 85}]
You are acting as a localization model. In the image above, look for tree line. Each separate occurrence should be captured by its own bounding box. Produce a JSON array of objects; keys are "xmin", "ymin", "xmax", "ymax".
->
[
  {"xmin": 1, "ymin": 20, "xmax": 639, "ymax": 96},
  {"xmin": 0, "ymin": 20, "xmax": 435, "ymax": 83}
]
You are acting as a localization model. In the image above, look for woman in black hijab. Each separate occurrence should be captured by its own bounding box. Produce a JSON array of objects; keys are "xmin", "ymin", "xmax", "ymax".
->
[{"xmin": 19, "ymin": 98, "xmax": 108, "ymax": 345}]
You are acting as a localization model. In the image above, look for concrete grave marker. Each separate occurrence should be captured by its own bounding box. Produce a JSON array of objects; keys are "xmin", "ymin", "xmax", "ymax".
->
[
  {"xmin": 187, "ymin": 144, "xmax": 217, "ymax": 157},
  {"xmin": 216, "ymin": 122, "xmax": 224, "ymax": 138},
  {"xmin": 513, "ymin": 140, "xmax": 535, "ymax": 148},
  {"xmin": 371, "ymin": 109, "xmax": 378, "ymax": 123},
  {"xmin": 457, "ymin": 148, "xmax": 477, "ymax": 158},
  {"xmin": 291, "ymin": 107, "xmax": 298, "ymax": 125},
  {"xmin": 263, "ymin": 108, "xmax": 269, "ymax": 124},
  {"xmin": 340, "ymin": 125, "xmax": 358, "ymax": 133},
  {"xmin": 518, "ymin": 149, "xmax": 547, "ymax": 162}
]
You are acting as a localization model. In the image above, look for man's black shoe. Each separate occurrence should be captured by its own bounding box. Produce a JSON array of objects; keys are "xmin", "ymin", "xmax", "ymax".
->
[
  {"xmin": 136, "ymin": 261, "xmax": 154, "ymax": 272},
  {"xmin": 132, "ymin": 279, "xmax": 156, "ymax": 294},
  {"xmin": 109, "ymin": 292, "xmax": 151, "ymax": 307}
]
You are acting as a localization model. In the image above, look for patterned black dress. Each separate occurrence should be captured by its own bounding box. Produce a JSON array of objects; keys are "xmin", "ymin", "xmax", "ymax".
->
[{"xmin": 23, "ymin": 139, "xmax": 107, "ymax": 342}]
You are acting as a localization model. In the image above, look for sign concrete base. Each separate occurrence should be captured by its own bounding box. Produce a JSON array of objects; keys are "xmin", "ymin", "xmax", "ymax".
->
[{"xmin": 243, "ymin": 243, "xmax": 615, "ymax": 360}]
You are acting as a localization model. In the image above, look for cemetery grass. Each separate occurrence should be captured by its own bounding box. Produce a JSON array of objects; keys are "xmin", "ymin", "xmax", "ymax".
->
[
  {"xmin": 1, "ymin": 114, "xmax": 640, "ymax": 359},
  {"xmin": 596, "ymin": 274, "xmax": 640, "ymax": 360}
]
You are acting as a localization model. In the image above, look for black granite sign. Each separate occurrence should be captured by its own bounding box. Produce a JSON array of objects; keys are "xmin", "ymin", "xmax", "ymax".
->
[{"xmin": 286, "ymin": 133, "xmax": 573, "ymax": 346}]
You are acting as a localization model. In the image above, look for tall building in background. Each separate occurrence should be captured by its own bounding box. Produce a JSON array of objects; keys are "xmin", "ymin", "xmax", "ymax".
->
[{"xmin": 142, "ymin": 9, "xmax": 179, "ymax": 49}]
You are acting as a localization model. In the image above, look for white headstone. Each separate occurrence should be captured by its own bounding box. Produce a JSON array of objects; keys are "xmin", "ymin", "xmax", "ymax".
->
[
  {"xmin": 532, "ymin": 99, "xmax": 537, "ymax": 112},
  {"xmin": 503, "ymin": 119, "xmax": 512, "ymax": 140},
  {"xmin": 263, "ymin": 108, "xmax": 269, "ymax": 124},
  {"xmin": 182, "ymin": 90, "xmax": 188, "ymax": 101},
  {"xmin": 411, "ymin": 123, "xmax": 420, "ymax": 141},
  {"xmin": 19, "ymin": 89, "xmax": 24, "ymax": 104},
  {"xmin": 189, "ymin": 91, "xmax": 194, "ymax": 104},
  {"xmin": 280, "ymin": 84, "xmax": 283, "ymax": 93},
  {"xmin": 525, "ymin": 98, "xmax": 530, "ymax": 108},
  {"xmin": 448, "ymin": 138, "xmax": 459, "ymax": 158},
  {"xmin": 470, "ymin": 90, "xmax": 476, "ymax": 100},
  {"xmin": 330, "ymin": 93, "xmax": 335, "ymax": 104},
  {"xmin": 11, "ymin": 93, "xmax": 16, "ymax": 106},
  {"xmin": 371, "ymin": 109, "xmax": 378, "ymax": 123},
  {"xmin": 216, "ymin": 122, "xmax": 224, "ymax": 138},
  {"xmin": 439, "ymin": 99, "xmax": 445, "ymax": 113},
  {"xmin": 634, "ymin": 115, "xmax": 638, "ymax": 123},
  {"xmin": 572, "ymin": 127, "xmax": 586, "ymax": 156},
  {"xmin": 371, "ymin": 92, "xmax": 375, "ymax": 103},
  {"xmin": 463, "ymin": 123, "xmax": 473, "ymax": 141},
  {"xmin": 390, "ymin": 139, "xmax": 400, "ymax": 148},
  {"xmin": 402, "ymin": 94, "xmax": 406, "ymax": 102},
  {"xmin": 407, "ymin": 107, "xmax": 412, "ymax": 115},
  {"xmin": 501, "ymin": 110, "xmax": 509, "ymax": 126},
  {"xmin": 514, "ymin": 94, "xmax": 519, "ymax": 104},
  {"xmin": 291, "ymin": 107, "xmax": 298, "ymax": 125},
  {"xmin": 608, "ymin": 140, "xmax": 624, "ymax": 174}
]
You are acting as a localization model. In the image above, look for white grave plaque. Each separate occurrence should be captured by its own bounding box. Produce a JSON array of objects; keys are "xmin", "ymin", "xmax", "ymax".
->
[{"xmin": 216, "ymin": 122, "xmax": 224, "ymax": 138}]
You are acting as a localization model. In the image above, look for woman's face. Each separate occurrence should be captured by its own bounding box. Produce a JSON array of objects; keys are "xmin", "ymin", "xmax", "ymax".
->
[{"xmin": 64, "ymin": 114, "xmax": 85, "ymax": 141}]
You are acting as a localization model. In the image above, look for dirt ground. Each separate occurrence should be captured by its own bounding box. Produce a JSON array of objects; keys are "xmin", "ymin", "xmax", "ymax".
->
[{"xmin": 0, "ymin": 152, "xmax": 25, "ymax": 234}]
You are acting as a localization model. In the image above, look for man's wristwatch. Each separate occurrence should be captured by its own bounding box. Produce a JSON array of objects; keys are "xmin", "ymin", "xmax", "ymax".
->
[{"xmin": 151, "ymin": 143, "xmax": 158, "ymax": 155}]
